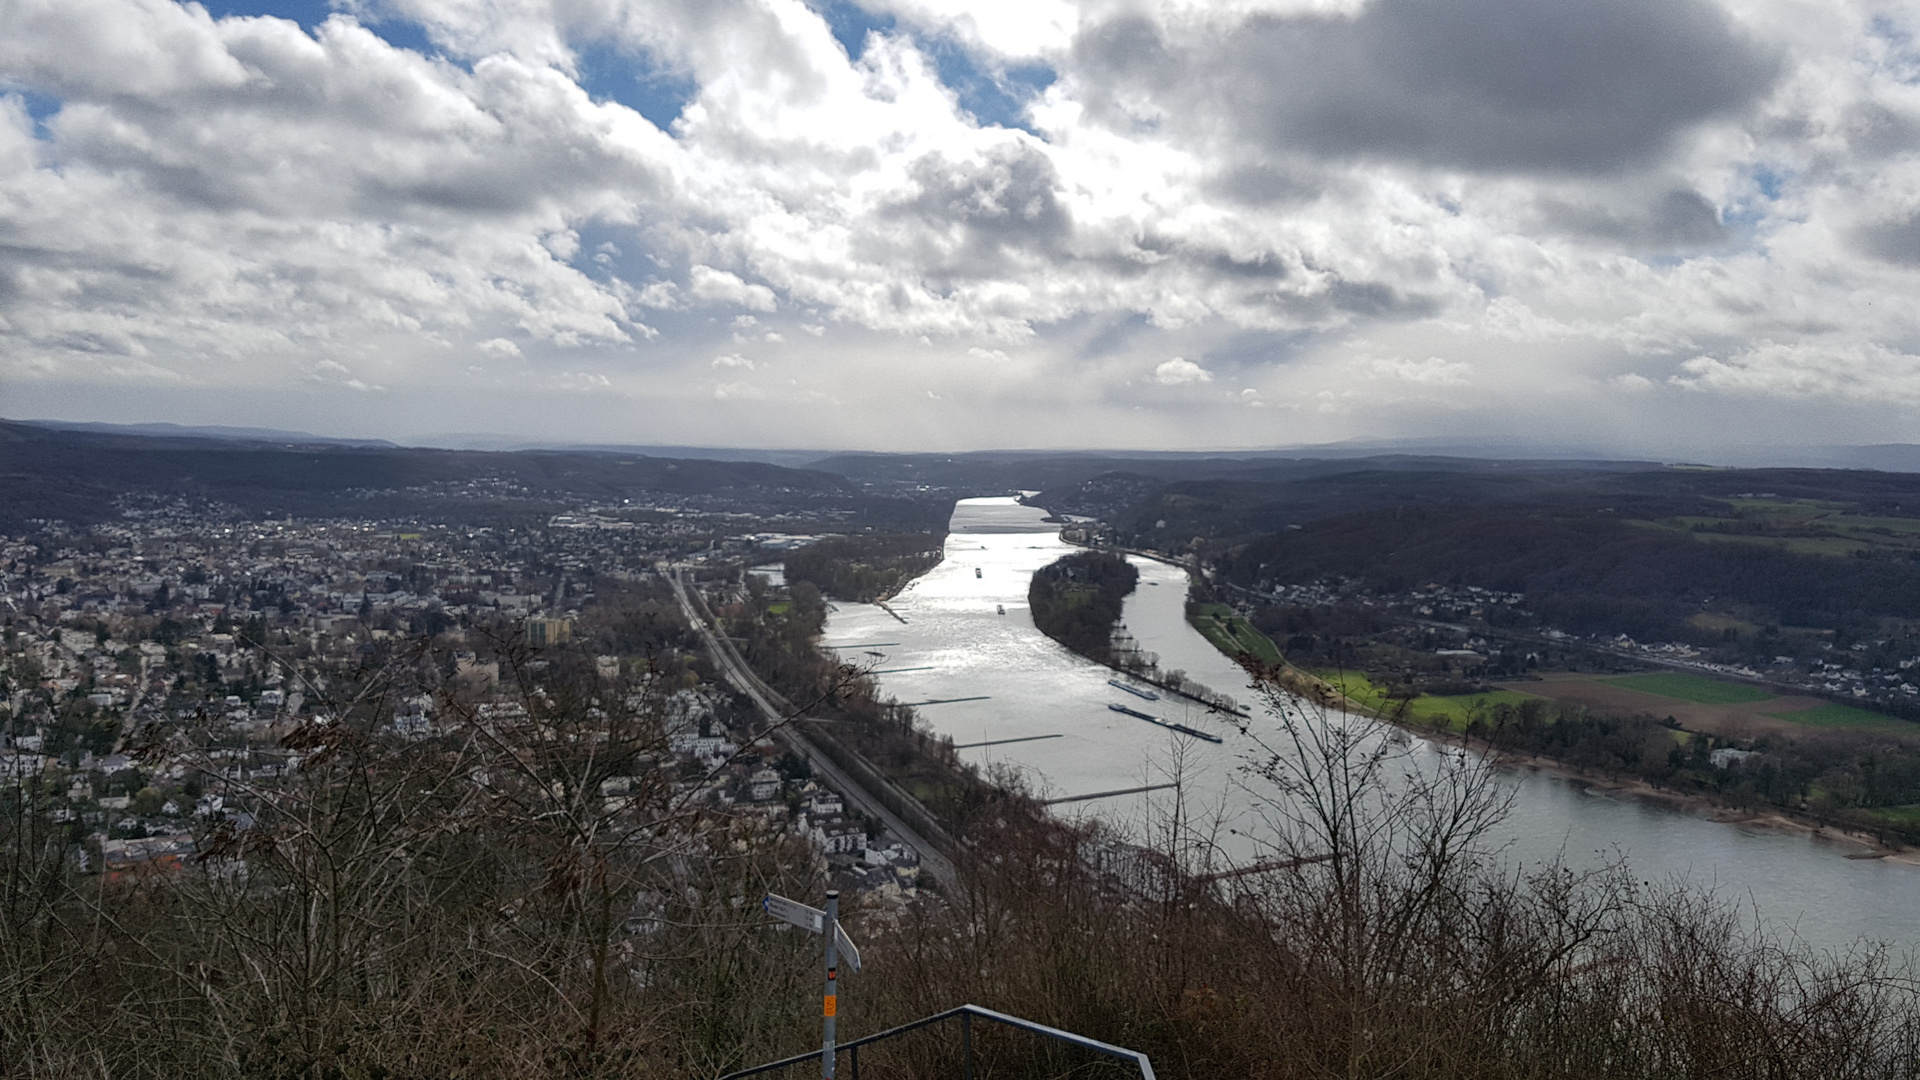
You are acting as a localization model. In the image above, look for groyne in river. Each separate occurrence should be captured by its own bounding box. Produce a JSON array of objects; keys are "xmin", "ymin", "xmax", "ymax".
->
[{"xmin": 821, "ymin": 497, "xmax": 1920, "ymax": 950}]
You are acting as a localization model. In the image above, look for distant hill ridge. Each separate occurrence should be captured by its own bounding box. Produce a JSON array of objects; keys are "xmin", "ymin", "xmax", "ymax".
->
[
  {"xmin": 19, "ymin": 418, "xmax": 400, "ymax": 448},
  {"xmin": 0, "ymin": 418, "xmax": 860, "ymax": 532}
]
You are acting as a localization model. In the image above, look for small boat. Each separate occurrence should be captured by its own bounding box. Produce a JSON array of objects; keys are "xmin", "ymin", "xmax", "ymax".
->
[
  {"xmin": 996, "ymin": 604, "xmax": 1005, "ymax": 615},
  {"xmin": 1107, "ymin": 703, "xmax": 1223, "ymax": 744},
  {"xmin": 974, "ymin": 567, "xmax": 982, "ymax": 578},
  {"xmin": 1108, "ymin": 678, "xmax": 1159, "ymax": 701}
]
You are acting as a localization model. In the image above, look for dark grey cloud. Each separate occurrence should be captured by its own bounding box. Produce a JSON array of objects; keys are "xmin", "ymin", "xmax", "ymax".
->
[
  {"xmin": 1249, "ymin": 276, "xmax": 1441, "ymax": 323},
  {"xmin": 1320, "ymin": 278, "xmax": 1436, "ymax": 318},
  {"xmin": 1841, "ymin": 102, "xmax": 1920, "ymax": 158},
  {"xmin": 1204, "ymin": 163, "xmax": 1322, "ymax": 208},
  {"xmin": 873, "ymin": 142, "xmax": 1072, "ymax": 283},
  {"xmin": 1074, "ymin": 0, "xmax": 1780, "ymax": 174},
  {"xmin": 1858, "ymin": 212, "xmax": 1920, "ymax": 266},
  {"xmin": 1538, "ymin": 187, "xmax": 1728, "ymax": 249},
  {"xmin": 1201, "ymin": 250, "xmax": 1291, "ymax": 281}
]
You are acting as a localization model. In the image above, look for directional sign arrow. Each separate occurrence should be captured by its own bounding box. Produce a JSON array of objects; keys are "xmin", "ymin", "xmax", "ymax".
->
[{"xmin": 763, "ymin": 893, "xmax": 862, "ymax": 972}]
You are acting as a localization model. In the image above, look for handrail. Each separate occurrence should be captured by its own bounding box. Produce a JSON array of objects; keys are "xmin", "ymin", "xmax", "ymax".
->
[{"xmin": 717, "ymin": 1003, "xmax": 1156, "ymax": 1080}]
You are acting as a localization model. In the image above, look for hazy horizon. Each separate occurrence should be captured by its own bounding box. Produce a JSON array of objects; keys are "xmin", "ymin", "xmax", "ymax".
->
[
  {"xmin": 5, "ymin": 0, "xmax": 1920, "ymax": 458},
  {"xmin": 31, "ymin": 414, "xmax": 1920, "ymax": 474}
]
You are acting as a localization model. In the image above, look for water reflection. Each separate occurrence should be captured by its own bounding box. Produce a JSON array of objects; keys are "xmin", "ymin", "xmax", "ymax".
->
[{"xmin": 821, "ymin": 497, "xmax": 1920, "ymax": 949}]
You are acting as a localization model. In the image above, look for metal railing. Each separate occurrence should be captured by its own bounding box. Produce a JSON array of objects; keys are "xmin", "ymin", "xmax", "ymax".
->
[{"xmin": 718, "ymin": 1003, "xmax": 1157, "ymax": 1080}]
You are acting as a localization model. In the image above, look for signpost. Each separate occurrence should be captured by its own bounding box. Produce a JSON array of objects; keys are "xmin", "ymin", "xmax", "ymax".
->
[{"xmin": 764, "ymin": 891, "xmax": 862, "ymax": 1079}]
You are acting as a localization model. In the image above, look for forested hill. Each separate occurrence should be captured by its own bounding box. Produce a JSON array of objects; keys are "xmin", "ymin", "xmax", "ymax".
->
[
  {"xmin": 1031, "ymin": 462, "xmax": 1920, "ymax": 545},
  {"xmin": 1027, "ymin": 551, "xmax": 1140, "ymax": 663},
  {"xmin": 781, "ymin": 534, "xmax": 946, "ymax": 603},
  {"xmin": 0, "ymin": 419, "xmax": 944, "ymax": 531},
  {"xmin": 1215, "ymin": 503, "xmax": 1920, "ymax": 641},
  {"xmin": 1020, "ymin": 459, "xmax": 1920, "ymax": 644}
]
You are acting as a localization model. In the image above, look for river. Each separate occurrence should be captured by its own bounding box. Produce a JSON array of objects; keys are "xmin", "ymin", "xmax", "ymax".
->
[{"xmin": 819, "ymin": 497, "xmax": 1920, "ymax": 950}]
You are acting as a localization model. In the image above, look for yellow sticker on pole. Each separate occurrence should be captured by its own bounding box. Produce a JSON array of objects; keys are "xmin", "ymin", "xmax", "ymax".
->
[{"xmin": 823, "ymin": 995, "xmax": 838, "ymax": 1017}]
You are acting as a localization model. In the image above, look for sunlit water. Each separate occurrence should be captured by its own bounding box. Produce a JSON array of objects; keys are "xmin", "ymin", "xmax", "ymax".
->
[{"xmin": 822, "ymin": 498, "xmax": 1920, "ymax": 950}]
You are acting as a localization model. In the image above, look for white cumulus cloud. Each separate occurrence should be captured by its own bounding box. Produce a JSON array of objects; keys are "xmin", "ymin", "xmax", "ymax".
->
[{"xmin": 1154, "ymin": 357, "xmax": 1213, "ymax": 385}]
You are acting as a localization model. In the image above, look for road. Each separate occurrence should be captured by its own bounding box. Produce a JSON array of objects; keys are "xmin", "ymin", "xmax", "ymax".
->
[{"xmin": 665, "ymin": 568, "xmax": 958, "ymax": 890}]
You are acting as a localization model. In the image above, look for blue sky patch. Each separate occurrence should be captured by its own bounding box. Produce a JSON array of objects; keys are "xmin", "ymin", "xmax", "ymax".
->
[
  {"xmin": 810, "ymin": 0, "xmax": 896, "ymax": 62},
  {"xmin": 360, "ymin": 16, "xmax": 434, "ymax": 55},
  {"xmin": 1721, "ymin": 166, "xmax": 1788, "ymax": 234},
  {"xmin": 13, "ymin": 88, "xmax": 61, "ymax": 140},
  {"xmin": 807, "ymin": 0, "xmax": 1053, "ymax": 133},
  {"xmin": 574, "ymin": 43, "xmax": 698, "ymax": 133},
  {"xmin": 196, "ymin": 1, "xmax": 437, "ymax": 56},
  {"xmin": 568, "ymin": 222, "xmax": 669, "ymax": 286},
  {"xmin": 195, "ymin": 0, "xmax": 337, "ymax": 31},
  {"xmin": 919, "ymin": 35, "xmax": 1053, "ymax": 133}
]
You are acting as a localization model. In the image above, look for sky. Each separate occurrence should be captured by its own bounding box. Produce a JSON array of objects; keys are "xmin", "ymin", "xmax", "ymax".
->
[{"xmin": 2, "ymin": 0, "xmax": 1920, "ymax": 457}]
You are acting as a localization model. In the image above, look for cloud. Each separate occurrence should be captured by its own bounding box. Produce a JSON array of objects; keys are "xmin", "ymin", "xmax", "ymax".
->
[
  {"xmin": 0, "ymin": 0, "xmax": 1916, "ymax": 456},
  {"xmin": 711, "ymin": 353, "xmax": 754, "ymax": 369},
  {"xmin": 1368, "ymin": 356, "xmax": 1472, "ymax": 386},
  {"xmin": 1856, "ymin": 212, "xmax": 1920, "ymax": 266},
  {"xmin": 1071, "ymin": 0, "xmax": 1779, "ymax": 174},
  {"xmin": 881, "ymin": 144, "xmax": 1073, "ymax": 283},
  {"xmin": 555, "ymin": 370, "xmax": 612, "ymax": 390},
  {"xmin": 308, "ymin": 359, "xmax": 381, "ymax": 392},
  {"xmin": 1538, "ymin": 187, "xmax": 1728, "ymax": 250},
  {"xmin": 689, "ymin": 266, "xmax": 778, "ymax": 311},
  {"xmin": 713, "ymin": 379, "xmax": 764, "ymax": 400},
  {"xmin": 879, "ymin": 0, "xmax": 1079, "ymax": 58},
  {"xmin": 1672, "ymin": 342, "xmax": 1920, "ymax": 404},
  {"xmin": 1154, "ymin": 357, "xmax": 1212, "ymax": 384}
]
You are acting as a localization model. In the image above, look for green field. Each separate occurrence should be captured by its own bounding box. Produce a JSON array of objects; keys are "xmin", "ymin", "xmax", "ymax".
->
[
  {"xmin": 1768, "ymin": 703, "xmax": 1909, "ymax": 730},
  {"xmin": 1189, "ymin": 603, "xmax": 1283, "ymax": 665},
  {"xmin": 1316, "ymin": 671, "xmax": 1390, "ymax": 711},
  {"xmin": 1598, "ymin": 672, "xmax": 1773, "ymax": 705},
  {"xmin": 1861, "ymin": 805, "xmax": 1920, "ymax": 829},
  {"xmin": 1407, "ymin": 690, "xmax": 1542, "ymax": 729},
  {"xmin": 1185, "ymin": 610, "xmax": 1543, "ymax": 732},
  {"xmin": 1314, "ymin": 671, "xmax": 1537, "ymax": 732}
]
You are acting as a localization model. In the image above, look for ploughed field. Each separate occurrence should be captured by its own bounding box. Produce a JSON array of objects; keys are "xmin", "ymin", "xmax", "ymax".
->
[{"xmin": 1502, "ymin": 671, "xmax": 1915, "ymax": 741}]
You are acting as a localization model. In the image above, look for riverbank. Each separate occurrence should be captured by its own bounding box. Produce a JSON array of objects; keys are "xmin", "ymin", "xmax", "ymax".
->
[
  {"xmin": 1186, "ymin": 604, "xmax": 1920, "ymax": 862},
  {"xmin": 1029, "ymin": 550, "xmax": 1250, "ymax": 717}
]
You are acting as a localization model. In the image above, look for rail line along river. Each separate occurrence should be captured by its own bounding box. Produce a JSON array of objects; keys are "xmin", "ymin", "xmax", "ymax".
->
[{"xmin": 820, "ymin": 497, "xmax": 1920, "ymax": 949}]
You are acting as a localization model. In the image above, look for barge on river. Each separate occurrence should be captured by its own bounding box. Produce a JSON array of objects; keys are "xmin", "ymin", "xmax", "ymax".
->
[{"xmin": 1106, "ymin": 703, "xmax": 1223, "ymax": 743}]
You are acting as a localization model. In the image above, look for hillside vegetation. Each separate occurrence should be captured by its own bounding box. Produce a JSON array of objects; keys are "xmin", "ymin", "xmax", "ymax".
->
[
  {"xmin": 0, "ymin": 419, "xmax": 945, "ymax": 532},
  {"xmin": 1029, "ymin": 460, "xmax": 1920, "ymax": 644},
  {"xmin": 11, "ymin": 637, "xmax": 1920, "ymax": 1078},
  {"xmin": 1026, "ymin": 551, "xmax": 1139, "ymax": 662},
  {"xmin": 781, "ymin": 533, "xmax": 945, "ymax": 603}
]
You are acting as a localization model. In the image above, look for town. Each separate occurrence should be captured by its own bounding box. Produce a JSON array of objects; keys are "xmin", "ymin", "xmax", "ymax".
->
[
  {"xmin": 1212, "ymin": 572, "xmax": 1920, "ymax": 712},
  {"xmin": 0, "ymin": 492, "xmax": 926, "ymax": 901}
]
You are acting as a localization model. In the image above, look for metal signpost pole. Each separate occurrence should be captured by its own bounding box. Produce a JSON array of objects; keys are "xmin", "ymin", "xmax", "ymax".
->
[
  {"xmin": 762, "ymin": 890, "xmax": 861, "ymax": 1080},
  {"xmin": 822, "ymin": 890, "xmax": 839, "ymax": 1079}
]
